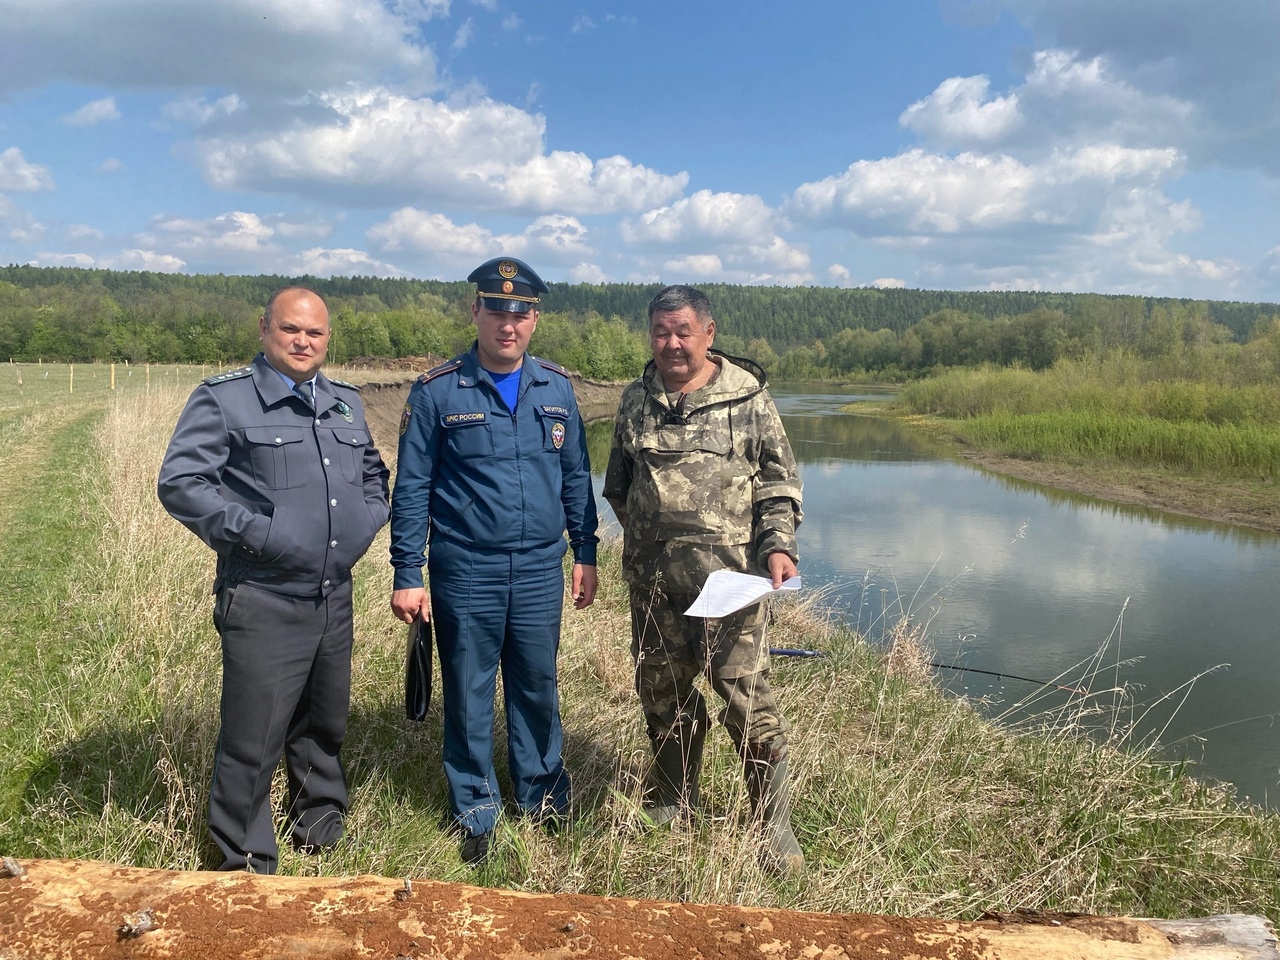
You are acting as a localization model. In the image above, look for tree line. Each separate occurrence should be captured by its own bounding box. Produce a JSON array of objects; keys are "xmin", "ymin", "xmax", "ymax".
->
[{"xmin": 1, "ymin": 265, "xmax": 1277, "ymax": 381}]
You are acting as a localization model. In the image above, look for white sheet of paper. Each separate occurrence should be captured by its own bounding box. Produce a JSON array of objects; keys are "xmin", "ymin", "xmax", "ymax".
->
[{"xmin": 684, "ymin": 570, "xmax": 802, "ymax": 618}]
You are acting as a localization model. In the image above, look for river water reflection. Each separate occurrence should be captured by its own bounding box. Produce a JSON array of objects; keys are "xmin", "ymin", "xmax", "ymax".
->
[{"xmin": 586, "ymin": 385, "xmax": 1280, "ymax": 806}]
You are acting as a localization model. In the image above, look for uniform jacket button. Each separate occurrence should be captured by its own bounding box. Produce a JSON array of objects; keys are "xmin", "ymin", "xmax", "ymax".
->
[{"xmin": 330, "ymin": 499, "xmax": 338, "ymax": 507}]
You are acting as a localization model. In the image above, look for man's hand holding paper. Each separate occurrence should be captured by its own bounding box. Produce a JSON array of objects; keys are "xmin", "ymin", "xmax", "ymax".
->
[{"xmin": 684, "ymin": 569, "xmax": 802, "ymax": 618}]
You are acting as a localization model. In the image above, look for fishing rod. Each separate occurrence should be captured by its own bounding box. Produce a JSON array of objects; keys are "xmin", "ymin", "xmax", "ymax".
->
[
  {"xmin": 770, "ymin": 647, "xmax": 826, "ymax": 658},
  {"xmin": 928, "ymin": 661, "xmax": 1086, "ymax": 695},
  {"xmin": 771, "ymin": 647, "xmax": 1086, "ymax": 695}
]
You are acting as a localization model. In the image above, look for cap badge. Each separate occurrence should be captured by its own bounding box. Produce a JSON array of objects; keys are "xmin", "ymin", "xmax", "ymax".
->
[
  {"xmin": 498, "ymin": 260, "xmax": 518, "ymax": 279},
  {"xmin": 502, "ymin": 280, "xmax": 514, "ymax": 294},
  {"xmin": 551, "ymin": 421, "xmax": 565, "ymax": 449}
]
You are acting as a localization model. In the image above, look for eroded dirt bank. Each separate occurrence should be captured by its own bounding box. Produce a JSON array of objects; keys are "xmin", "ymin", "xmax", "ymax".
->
[{"xmin": 2, "ymin": 858, "xmax": 1275, "ymax": 960}]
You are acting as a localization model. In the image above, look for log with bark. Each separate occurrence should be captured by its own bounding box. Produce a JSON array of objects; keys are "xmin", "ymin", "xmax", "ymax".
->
[{"xmin": 0, "ymin": 858, "xmax": 1275, "ymax": 960}]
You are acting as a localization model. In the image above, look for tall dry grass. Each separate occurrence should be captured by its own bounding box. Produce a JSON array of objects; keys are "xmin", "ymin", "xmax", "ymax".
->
[{"xmin": 3, "ymin": 381, "xmax": 1278, "ymax": 923}]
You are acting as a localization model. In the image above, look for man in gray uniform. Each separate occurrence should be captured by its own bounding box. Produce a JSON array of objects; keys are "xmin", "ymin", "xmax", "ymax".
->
[{"xmin": 158, "ymin": 286, "xmax": 389, "ymax": 873}]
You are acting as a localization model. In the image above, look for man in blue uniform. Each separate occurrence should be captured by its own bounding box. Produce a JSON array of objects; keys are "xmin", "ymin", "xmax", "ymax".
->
[
  {"xmin": 389, "ymin": 257, "xmax": 599, "ymax": 865},
  {"xmin": 158, "ymin": 286, "xmax": 390, "ymax": 873}
]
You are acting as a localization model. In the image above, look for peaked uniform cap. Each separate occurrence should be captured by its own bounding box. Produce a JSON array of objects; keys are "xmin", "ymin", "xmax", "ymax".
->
[{"xmin": 468, "ymin": 257, "xmax": 548, "ymax": 314}]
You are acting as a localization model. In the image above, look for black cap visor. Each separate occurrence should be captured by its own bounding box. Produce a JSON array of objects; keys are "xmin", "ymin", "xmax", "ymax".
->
[{"xmin": 478, "ymin": 296, "xmax": 536, "ymax": 314}]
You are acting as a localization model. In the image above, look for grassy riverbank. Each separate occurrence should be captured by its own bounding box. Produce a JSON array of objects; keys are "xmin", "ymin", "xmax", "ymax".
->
[
  {"xmin": 1, "ymin": 371, "xmax": 1278, "ymax": 923},
  {"xmin": 859, "ymin": 357, "xmax": 1280, "ymax": 533}
]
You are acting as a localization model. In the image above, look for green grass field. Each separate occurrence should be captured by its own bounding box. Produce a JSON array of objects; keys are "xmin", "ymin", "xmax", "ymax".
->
[
  {"xmin": 0, "ymin": 367, "xmax": 1277, "ymax": 922},
  {"xmin": 896, "ymin": 361, "xmax": 1280, "ymax": 478}
]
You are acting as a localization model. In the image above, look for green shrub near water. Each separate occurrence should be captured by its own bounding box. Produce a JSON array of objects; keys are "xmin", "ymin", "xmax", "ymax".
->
[
  {"xmin": 896, "ymin": 356, "xmax": 1280, "ymax": 477},
  {"xmin": 954, "ymin": 411, "xmax": 1280, "ymax": 477}
]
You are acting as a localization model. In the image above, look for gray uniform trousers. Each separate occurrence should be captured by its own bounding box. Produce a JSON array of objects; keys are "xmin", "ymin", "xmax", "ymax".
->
[{"xmin": 210, "ymin": 578, "xmax": 354, "ymax": 873}]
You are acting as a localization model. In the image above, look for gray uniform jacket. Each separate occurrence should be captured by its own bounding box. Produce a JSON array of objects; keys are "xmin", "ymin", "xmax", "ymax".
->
[{"xmin": 158, "ymin": 353, "xmax": 390, "ymax": 597}]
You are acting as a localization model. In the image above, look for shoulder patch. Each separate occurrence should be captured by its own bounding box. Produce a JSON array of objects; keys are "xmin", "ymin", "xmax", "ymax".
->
[
  {"xmin": 418, "ymin": 358, "xmax": 463, "ymax": 385},
  {"xmin": 203, "ymin": 365, "xmax": 254, "ymax": 385},
  {"xmin": 327, "ymin": 377, "xmax": 362, "ymax": 392},
  {"xmin": 535, "ymin": 357, "xmax": 570, "ymax": 378}
]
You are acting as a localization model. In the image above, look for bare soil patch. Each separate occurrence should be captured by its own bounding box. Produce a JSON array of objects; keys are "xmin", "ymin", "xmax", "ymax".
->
[{"xmin": 8, "ymin": 858, "xmax": 1267, "ymax": 960}]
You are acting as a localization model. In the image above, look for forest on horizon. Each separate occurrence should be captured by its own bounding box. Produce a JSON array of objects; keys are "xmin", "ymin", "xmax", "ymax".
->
[{"xmin": 2, "ymin": 265, "xmax": 1279, "ymax": 382}]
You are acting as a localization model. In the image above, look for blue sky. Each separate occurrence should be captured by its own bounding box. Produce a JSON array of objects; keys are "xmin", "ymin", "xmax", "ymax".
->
[{"xmin": 1, "ymin": 0, "xmax": 1278, "ymax": 300}]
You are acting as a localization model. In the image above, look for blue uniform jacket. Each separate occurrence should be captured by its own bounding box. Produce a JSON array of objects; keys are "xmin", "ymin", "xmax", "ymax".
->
[
  {"xmin": 158, "ymin": 353, "xmax": 391, "ymax": 597},
  {"xmin": 390, "ymin": 344, "xmax": 599, "ymax": 590}
]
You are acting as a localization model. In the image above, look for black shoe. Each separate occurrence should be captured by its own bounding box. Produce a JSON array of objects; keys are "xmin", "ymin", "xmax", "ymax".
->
[{"xmin": 460, "ymin": 831, "xmax": 492, "ymax": 866}]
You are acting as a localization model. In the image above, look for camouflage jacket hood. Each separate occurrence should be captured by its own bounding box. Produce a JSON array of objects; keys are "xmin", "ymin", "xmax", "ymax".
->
[{"xmin": 638, "ymin": 350, "xmax": 768, "ymax": 412}]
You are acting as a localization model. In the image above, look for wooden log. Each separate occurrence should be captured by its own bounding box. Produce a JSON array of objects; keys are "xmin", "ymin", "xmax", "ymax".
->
[{"xmin": 0, "ymin": 858, "xmax": 1275, "ymax": 960}]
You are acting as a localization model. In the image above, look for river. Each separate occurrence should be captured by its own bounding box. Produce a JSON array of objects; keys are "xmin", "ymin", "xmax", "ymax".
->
[{"xmin": 585, "ymin": 384, "xmax": 1280, "ymax": 807}]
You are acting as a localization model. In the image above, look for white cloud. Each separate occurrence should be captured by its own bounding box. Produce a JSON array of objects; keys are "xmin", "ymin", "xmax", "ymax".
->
[
  {"xmin": 663, "ymin": 254, "xmax": 723, "ymax": 278},
  {"xmin": 788, "ymin": 37, "xmax": 1241, "ymax": 296},
  {"xmin": 62, "ymin": 96, "xmax": 121, "ymax": 126},
  {"xmin": 369, "ymin": 209, "xmax": 493, "ymax": 258},
  {"xmin": 149, "ymin": 210, "xmax": 277, "ymax": 254},
  {"xmin": 991, "ymin": 0, "xmax": 1280, "ymax": 173},
  {"xmin": 870, "ymin": 277, "xmax": 906, "ymax": 289},
  {"xmin": 368, "ymin": 207, "xmax": 593, "ymax": 267},
  {"xmin": 31, "ymin": 251, "xmax": 96, "ymax": 267},
  {"xmin": 896, "ymin": 50, "xmax": 1193, "ymax": 161},
  {"xmin": 99, "ymin": 248, "xmax": 187, "ymax": 272},
  {"xmin": 572, "ymin": 14, "xmax": 596, "ymax": 32},
  {"xmin": 98, "ymin": 158, "xmax": 124, "ymax": 173},
  {"xmin": 790, "ymin": 148, "xmax": 1036, "ymax": 234},
  {"xmin": 621, "ymin": 189, "xmax": 811, "ymax": 285},
  {"xmin": 9, "ymin": 221, "xmax": 45, "ymax": 244},
  {"xmin": 622, "ymin": 189, "xmax": 777, "ymax": 246},
  {"xmin": 289, "ymin": 247, "xmax": 406, "ymax": 278},
  {"xmin": 900, "ymin": 76, "xmax": 1020, "ymax": 145},
  {"xmin": 273, "ymin": 217, "xmax": 333, "ymax": 240},
  {"xmin": 67, "ymin": 224, "xmax": 103, "ymax": 241},
  {"xmin": 569, "ymin": 261, "xmax": 607, "ymax": 283},
  {"xmin": 0, "ymin": 147, "xmax": 55, "ymax": 191},
  {"xmin": 133, "ymin": 210, "xmax": 337, "ymax": 271},
  {"xmin": 827, "ymin": 263, "xmax": 851, "ymax": 284},
  {"xmin": 790, "ymin": 142, "xmax": 1187, "ymax": 239},
  {"xmin": 0, "ymin": 0, "xmax": 440, "ymax": 97},
  {"xmin": 162, "ymin": 94, "xmax": 244, "ymax": 126},
  {"xmin": 194, "ymin": 86, "xmax": 687, "ymax": 214},
  {"xmin": 452, "ymin": 19, "xmax": 474, "ymax": 51}
]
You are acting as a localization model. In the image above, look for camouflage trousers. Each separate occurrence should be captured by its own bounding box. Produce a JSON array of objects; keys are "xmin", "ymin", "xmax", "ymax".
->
[{"xmin": 629, "ymin": 585, "xmax": 789, "ymax": 757}]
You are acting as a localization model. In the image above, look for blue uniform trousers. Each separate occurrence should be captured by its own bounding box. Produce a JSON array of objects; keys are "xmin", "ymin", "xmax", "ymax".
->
[
  {"xmin": 428, "ymin": 536, "xmax": 570, "ymax": 837},
  {"xmin": 209, "ymin": 580, "xmax": 353, "ymax": 873}
]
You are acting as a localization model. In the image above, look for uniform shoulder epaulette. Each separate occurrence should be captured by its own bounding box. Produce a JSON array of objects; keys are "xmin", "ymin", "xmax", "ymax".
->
[
  {"xmin": 535, "ymin": 357, "xmax": 570, "ymax": 378},
  {"xmin": 327, "ymin": 377, "xmax": 362, "ymax": 392},
  {"xmin": 418, "ymin": 358, "xmax": 463, "ymax": 385},
  {"xmin": 203, "ymin": 365, "xmax": 254, "ymax": 385}
]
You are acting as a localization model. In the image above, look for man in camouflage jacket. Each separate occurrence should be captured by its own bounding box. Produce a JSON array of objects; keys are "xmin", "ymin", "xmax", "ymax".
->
[{"xmin": 603, "ymin": 284, "xmax": 805, "ymax": 873}]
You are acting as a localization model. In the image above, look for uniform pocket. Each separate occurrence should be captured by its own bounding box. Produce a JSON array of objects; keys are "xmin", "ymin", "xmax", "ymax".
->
[
  {"xmin": 212, "ymin": 584, "xmax": 238, "ymax": 633},
  {"xmin": 440, "ymin": 413, "xmax": 494, "ymax": 458},
  {"xmin": 536, "ymin": 405, "xmax": 570, "ymax": 453},
  {"xmin": 636, "ymin": 422, "xmax": 753, "ymax": 541},
  {"xmin": 328, "ymin": 427, "xmax": 369, "ymax": 483},
  {"xmin": 243, "ymin": 427, "xmax": 306, "ymax": 489}
]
